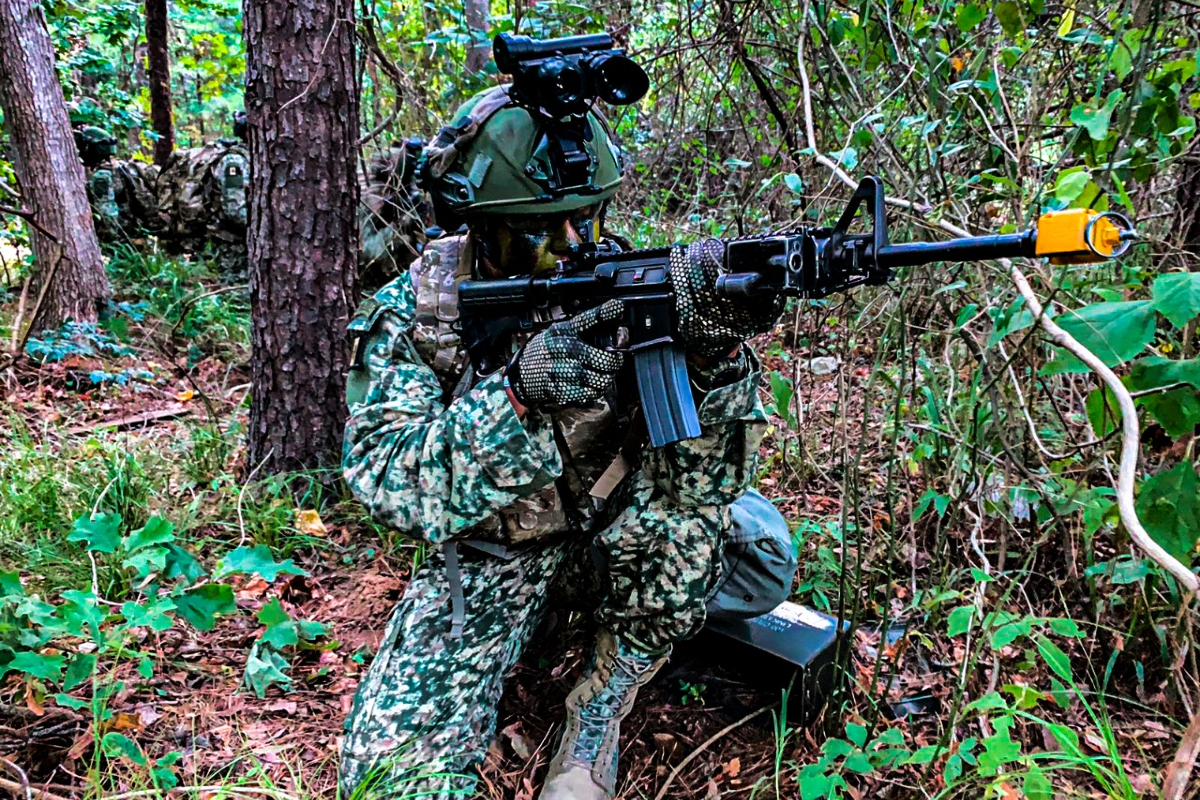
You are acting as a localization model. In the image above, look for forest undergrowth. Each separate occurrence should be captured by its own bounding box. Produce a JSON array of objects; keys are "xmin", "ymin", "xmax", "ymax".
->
[
  {"xmin": 0, "ymin": 221, "xmax": 1195, "ymax": 800},
  {"xmin": 3, "ymin": 0, "xmax": 1200, "ymax": 797}
]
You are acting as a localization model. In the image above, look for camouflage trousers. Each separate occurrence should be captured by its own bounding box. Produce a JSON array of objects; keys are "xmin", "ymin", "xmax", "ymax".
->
[{"xmin": 340, "ymin": 469, "xmax": 727, "ymax": 799}]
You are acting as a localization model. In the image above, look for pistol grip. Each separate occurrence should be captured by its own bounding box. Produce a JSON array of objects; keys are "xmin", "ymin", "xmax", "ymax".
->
[{"xmin": 634, "ymin": 342, "xmax": 701, "ymax": 447}]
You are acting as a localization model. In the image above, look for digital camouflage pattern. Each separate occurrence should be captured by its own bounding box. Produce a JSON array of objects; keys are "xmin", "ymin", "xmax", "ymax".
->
[
  {"xmin": 359, "ymin": 142, "xmax": 431, "ymax": 289},
  {"xmin": 85, "ymin": 160, "xmax": 162, "ymax": 243},
  {"xmin": 156, "ymin": 138, "xmax": 249, "ymax": 280},
  {"xmin": 340, "ymin": 237, "xmax": 768, "ymax": 798}
]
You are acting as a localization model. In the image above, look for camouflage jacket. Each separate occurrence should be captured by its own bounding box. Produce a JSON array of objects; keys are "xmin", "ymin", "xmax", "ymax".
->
[
  {"xmin": 156, "ymin": 138, "xmax": 248, "ymax": 244},
  {"xmin": 86, "ymin": 160, "xmax": 161, "ymax": 240},
  {"xmin": 343, "ymin": 235, "xmax": 768, "ymax": 546}
]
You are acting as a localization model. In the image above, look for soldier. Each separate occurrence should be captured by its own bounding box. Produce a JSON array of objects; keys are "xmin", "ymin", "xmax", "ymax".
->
[
  {"xmin": 155, "ymin": 118, "xmax": 248, "ymax": 280},
  {"xmin": 358, "ymin": 137, "xmax": 432, "ymax": 289},
  {"xmin": 340, "ymin": 84, "xmax": 791, "ymax": 800},
  {"xmin": 74, "ymin": 125, "xmax": 161, "ymax": 245}
]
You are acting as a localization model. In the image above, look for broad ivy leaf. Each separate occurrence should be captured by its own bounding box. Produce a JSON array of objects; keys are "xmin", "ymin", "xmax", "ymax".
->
[
  {"xmin": 102, "ymin": 732, "xmax": 148, "ymax": 765},
  {"xmin": 1136, "ymin": 462, "xmax": 1200, "ymax": 566},
  {"xmin": 1130, "ymin": 356, "xmax": 1200, "ymax": 391},
  {"xmin": 7, "ymin": 651, "xmax": 65, "ymax": 681},
  {"xmin": 68, "ymin": 512, "xmax": 122, "ymax": 554},
  {"xmin": 0, "ymin": 570, "xmax": 22, "ymax": 596},
  {"xmin": 163, "ymin": 543, "xmax": 206, "ymax": 585},
  {"xmin": 955, "ymin": 3, "xmax": 986, "ymax": 31},
  {"xmin": 214, "ymin": 545, "xmax": 306, "ymax": 582},
  {"xmin": 1053, "ymin": 170, "xmax": 1091, "ymax": 205},
  {"xmin": 125, "ymin": 517, "xmax": 175, "ymax": 553},
  {"xmin": 1071, "ymin": 100, "xmax": 1114, "ymax": 141},
  {"xmin": 1024, "ymin": 766, "xmax": 1054, "ymax": 800},
  {"xmin": 1140, "ymin": 390, "xmax": 1200, "ymax": 439},
  {"xmin": 63, "ymin": 653, "xmax": 97, "ymax": 691},
  {"xmin": 257, "ymin": 597, "xmax": 291, "ymax": 627},
  {"xmin": 947, "ymin": 606, "xmax": 974, "ymax": 636},
  {"xmin": 244, "ymin": 643, "xmax": 293, "ymax": 698},
  {"xmin": 1151, "ymin": 273, "xmax": 1200, "ymax": 329},
  {"xmin": 995, "ymin": 1, "xmax": 1024, "ymax": 37},
  {"xmin": 1042, "ymin": 301, "xmax": 1156, "ymax": 374},
  {"xmin": 121, "ymin": 598, "xmax": 176, "ymax": 632},
  {"xmin": 121, "ymin": 546, "xmax": 169, "ymax": 579},
  {"xmin": 175, "ymin": 584, "xmax": 235, "ymax": 631},
  {"xmin": 991, "ymin": 618, "xmax": 1032, "ymax": 648}
]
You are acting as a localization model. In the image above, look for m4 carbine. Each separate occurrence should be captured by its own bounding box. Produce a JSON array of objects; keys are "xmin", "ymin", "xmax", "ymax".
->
[{"xmin": 459, "ymin": 177, "xmax": 1136, "ymax": 448}]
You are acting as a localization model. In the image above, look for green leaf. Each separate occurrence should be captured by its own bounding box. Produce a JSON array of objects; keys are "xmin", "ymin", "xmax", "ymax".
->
[
  {"xmin": 1136, "ymin": 462, "xmax": 1200, "ymax": 566},
  {"xmin": 138, "ymin": 656, "xmax": 154, "ymax": 680},
  {"xmin": 174, "ymin": 584, "xmax": 235, "ymax": 631},
  {"xmin": 978, "ymin": 717, "xmax": 1022, "ymax": 774},
  {"xmin": 1036, "ymin": 636, "xmax": 1073, "ymax": 682},
  {"xmin": 845, "ymin": 722, "xmax": 867, "ymax": 747},
  {"xmin": 784, "ymin": 173, "xmax": 803, "ymax": 194},
  {"xmin": 1085, "ymin": 385, "xmax": 1122, "ymax": 437},
  {"xmin": 1043, "ymin": 301, "xmax": 1156, "ymax": 374},
  {"xmin": 0, "ymin": 570, "xmax": 22, "ymax": 596},
  {"xmin": 1151, "ymin": 273, "xmax": 1200, "ymax": 329},
  {"xmin": 995, "ymin": 1, "xmax": 1024, "ymax": 37},
  {"xmin": 121, "ymin": 546, "xmax": 169, "ymax": 578},
  {"xmin": 63, "ymin": 653, "xmax": 96, "ymax": 691},
  {"xmin": 102, "ymin": 732, "xmax": 148, "ymax": 765},
  {"xmin": 1110, "ymin": 45, "xmax": 1133, "ymax": 81},
  {"xmin": 947, "ymin": 606, "xmax": 975, "ymax": 636},
  {"xmin": 1069, "ymin": 90, "xmax": 1124, "ymax": 141},
  {"xmin": 991, "ymin": 618, "xmax": 1032, "ymax": 648},
  {"xmin": 53, "ymin": 693, "xmax": 90, "ymax": 710},
  {"xmin": 954, "ymin": 3, "xmax": 986, "ymax": 32},
  {"xmin": 68, "ymin": 512, "xmax": 122, "ymax": 554},
  {"xmin": 243, "ymin": 643, "xmax": 293, "ymax": 698},
  {"xmin": 1130, "ymin": 356, "xmax": 1200, "ymax": 391},
  {"xmin": 903, "ymin": 745, "xmax": 940, "ymax": 765},
  {"xmin": 1053, "ymin": 170, "xmax": 1092, "ymax": 204},
  {"xmin": 121, "ymin": 598, "xmax": 176, "ymax": 632},
  {"xmin": 214, "ymin": 545, "xmax": 306, "ymax": 582},
  {"xmin": 163, "ymin": 544, "xmax": 206, "ymax": 584},
  {"xmin": 1047, "ymin": 618, "xmax": 1084, "ymax": 638},
  {"xmin": 1141, "ymin": 389, "xmax": 1200, "ymax": 439},
  {"xmin": 257, "ymin": 597, "xmax": 290, "ymax": 627},
  {"xmin": 1024, "ymin": 766, "xmax": 1054, "ymax": 800},
  {"xmin": 844, "ymin": 752, "xmax": 874, "ymax": 774},
  {"xmin": 7, "ymin": 651, "xmax": 65, "ymax": 681},
  {"xmin": 125, "ymin": 517, "xmax": 175, "ymax": 552}
]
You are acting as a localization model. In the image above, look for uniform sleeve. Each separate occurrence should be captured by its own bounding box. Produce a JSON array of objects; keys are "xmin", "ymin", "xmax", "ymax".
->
[
  {"xmin": 639, "ymin": 348, "xmax": 767, "ymax": 508},
  {"xmin": 342, "ymin": 288, "xmax": 563, "ymax": 544}
]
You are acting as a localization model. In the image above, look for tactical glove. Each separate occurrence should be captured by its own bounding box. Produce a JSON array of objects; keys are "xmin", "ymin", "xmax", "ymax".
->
[
  {"xmin": 671, "ymin": 239, "xmax": 786, "ymax": 358},
  {"xmin": 506, "ymin": 299, "xmax": 626, "ymax": 408}
]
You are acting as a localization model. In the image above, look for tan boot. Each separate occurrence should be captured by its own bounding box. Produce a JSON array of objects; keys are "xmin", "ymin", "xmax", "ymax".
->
[{"xmin": 538, "ymin": 630, "xmax": 669, "ymax": 800}]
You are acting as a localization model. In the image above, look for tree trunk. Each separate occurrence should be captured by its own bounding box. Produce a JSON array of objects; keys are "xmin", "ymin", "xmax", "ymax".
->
[
  {"xmin": 0, "ymin": 0, "xmax": 110, "ymax": 331},
  {"xmin": 144, "ymin": 0, "xmax": 174, "ymax": 167},
  {"xmin": 244, "ymin": 0, "xmax": 360, "ymax": 478},
  {"xmin": 465, "ymin": 0, "xmax": 490, "ymax": 73}
]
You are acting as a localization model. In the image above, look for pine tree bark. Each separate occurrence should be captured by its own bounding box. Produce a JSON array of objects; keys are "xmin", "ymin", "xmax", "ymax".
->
[
  {"xmin": 0, "ymin": 0, "xmax": 110, "ymax": 331},
  {"xmin": 144, "ymin": 0, "xmax": 174, "ymax": 167},
  {"xmin": 244, "ymin": 0, "xmax": 359, "ymax": 478},
  {"xmin": 465, "ymin": 0, "xmax": 490, "ymax": 73}
]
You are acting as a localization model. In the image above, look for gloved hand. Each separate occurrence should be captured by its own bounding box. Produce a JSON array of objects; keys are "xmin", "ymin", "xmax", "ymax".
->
[
  {"xmin": 506, "ymin": 299, "xmax": 626, "ymax": 408},
  {"xmin": 671, "ymin": 239, "xmax": 786, "ymax": 358}
]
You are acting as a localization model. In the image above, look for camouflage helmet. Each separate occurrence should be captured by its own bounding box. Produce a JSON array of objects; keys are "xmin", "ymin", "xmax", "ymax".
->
[
  {"xmin": 74, "ymin": 126, "xmax": 118, "ymax": 167},
  {"xmin": 421, "ymin": 86, "xmax": 624, "ymax": 218}
]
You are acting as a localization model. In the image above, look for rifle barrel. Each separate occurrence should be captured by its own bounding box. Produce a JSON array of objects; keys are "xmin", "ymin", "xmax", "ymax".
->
[{"xmin": 875, "ymin": 230, "xmax": 1036, "ymax": 270}]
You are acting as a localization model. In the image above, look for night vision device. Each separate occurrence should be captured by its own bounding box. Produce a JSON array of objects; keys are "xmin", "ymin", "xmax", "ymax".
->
[{"xmin": 493, "ymin": 32, "xmax": 649, "ymax": 119}]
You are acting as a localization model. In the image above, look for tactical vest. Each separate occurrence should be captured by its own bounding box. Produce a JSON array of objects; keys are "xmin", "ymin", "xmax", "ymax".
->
[{"xmin": 406, "ymin": 235, "xmax": 630, "ymax": 545}]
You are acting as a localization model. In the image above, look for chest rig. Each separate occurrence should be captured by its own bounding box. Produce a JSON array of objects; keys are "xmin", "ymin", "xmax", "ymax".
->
[{"xmin": 411, "ymin": 236, "xmax": 630, "ymax": 546}]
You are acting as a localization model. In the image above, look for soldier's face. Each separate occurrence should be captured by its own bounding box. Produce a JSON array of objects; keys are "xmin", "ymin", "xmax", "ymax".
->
[{"xmin": 476, "ymin": 205, "xmax": 600, "ymax": 277}]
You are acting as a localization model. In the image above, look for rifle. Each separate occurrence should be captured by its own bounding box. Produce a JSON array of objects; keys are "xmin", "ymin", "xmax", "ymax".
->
[{"xmin": 458, "ymin": 177, "xmax": 1136, "ymax": 448}]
